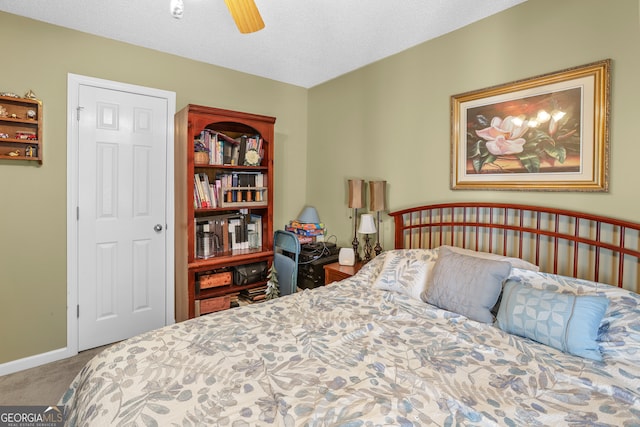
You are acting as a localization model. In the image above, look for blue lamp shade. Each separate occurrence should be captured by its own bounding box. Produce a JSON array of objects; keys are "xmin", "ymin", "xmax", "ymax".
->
[{"xmin": 297, "ymin": 206, "xmax": 320, "ymax": 224}]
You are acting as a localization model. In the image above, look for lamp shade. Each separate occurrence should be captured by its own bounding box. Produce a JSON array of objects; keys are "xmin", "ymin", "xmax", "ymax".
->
[
  {"xmin": 369, "ymin": 180, "xmax": 386, "ymax": 212},
  {"xmin": 224, "ymin": 0, "xmax": 265, "ymax": 34},
  {"xmin": 297, "ymin": 206, "xmax": 320, "ymax": 224},
  {"xmin": 358, "ymin": 214, "xmax": 377, "ymax": 234},
  {"xmin": 348, "ymin": 179, "xmax": 365, "ymax": 209}
]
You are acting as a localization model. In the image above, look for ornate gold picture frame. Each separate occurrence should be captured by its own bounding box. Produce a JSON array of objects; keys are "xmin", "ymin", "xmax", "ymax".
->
[{"xmin": 451, "ymin": 59, "xmax": 610, "ymax": 191}]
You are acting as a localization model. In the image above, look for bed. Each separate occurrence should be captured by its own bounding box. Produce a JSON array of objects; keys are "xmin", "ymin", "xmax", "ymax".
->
[{"xmin": 61, "ymin": 203, "xmax": 640, "ymax": 426}]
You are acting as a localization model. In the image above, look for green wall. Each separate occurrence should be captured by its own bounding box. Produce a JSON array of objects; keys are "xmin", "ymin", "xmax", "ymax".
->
[
  {"xmin": 2, "ymin": 0, "xmax": 640, "ymax": 367},
  {"xmin": 308, "ymin": 0, "xmax": 640, "ymax": 257},
  {"xmin": 0, "ymin": 13, "xmax": 308, "ymax": 364}
]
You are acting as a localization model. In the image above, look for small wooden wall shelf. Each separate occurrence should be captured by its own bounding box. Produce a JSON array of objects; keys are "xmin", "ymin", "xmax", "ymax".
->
[{"xmin": 0, "ymin": 95, "xmax": 43, "ymax": 164}]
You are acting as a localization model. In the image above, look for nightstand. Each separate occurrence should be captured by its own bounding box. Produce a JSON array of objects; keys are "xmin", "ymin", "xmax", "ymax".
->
[{"xmin": 323, "ymin": 261, "xmax": 362, "ymax": 285}]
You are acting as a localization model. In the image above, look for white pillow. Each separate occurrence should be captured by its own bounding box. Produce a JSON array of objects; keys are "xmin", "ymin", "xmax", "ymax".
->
[
  {"xmin": 441, "ymin": 245, "xmax": 539, "ymax": 272},
  {"xmin": 372, "ymin": 249, "xmax": 437, "ymax": 300}
]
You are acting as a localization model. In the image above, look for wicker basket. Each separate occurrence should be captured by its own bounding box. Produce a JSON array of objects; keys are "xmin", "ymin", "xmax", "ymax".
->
[{"xmin": 194, "ymin": 151, "xmax": 210, "ymax": 164}]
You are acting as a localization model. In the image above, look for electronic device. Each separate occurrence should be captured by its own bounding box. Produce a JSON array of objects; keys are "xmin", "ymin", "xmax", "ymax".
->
[
  {"xmin": 299, "ymin": 242, "xmax": 338, "ymax": 263},
  {"xmin": 297, "ymin": 253, "xmax": 339, "ymax": 289},
  {"xmin": 338, "ymin": 248, "xmax": 355, "ymax": 266},
  {"xmin": 296, "ymin": 242, "xmax": 340, "ymax": 289}
]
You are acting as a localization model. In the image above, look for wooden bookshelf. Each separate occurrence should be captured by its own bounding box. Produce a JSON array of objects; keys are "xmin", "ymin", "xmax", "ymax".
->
[{"xmin": 175, "ymin": 105, "xmax": 275, "ymax": 321}]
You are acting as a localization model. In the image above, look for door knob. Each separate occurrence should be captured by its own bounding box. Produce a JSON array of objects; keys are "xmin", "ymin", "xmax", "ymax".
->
[{"xmin": 154, "ymin": 224, "xmax": 163, "ymax": 232}]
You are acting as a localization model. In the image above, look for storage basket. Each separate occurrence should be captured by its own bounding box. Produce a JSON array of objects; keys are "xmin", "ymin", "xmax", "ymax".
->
[{"xmin": 194, "ymin": 151, "xmax": 210, "ymax": 164}]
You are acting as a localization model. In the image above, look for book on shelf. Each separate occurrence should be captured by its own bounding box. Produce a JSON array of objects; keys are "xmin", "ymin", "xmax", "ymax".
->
[
  {"xmin": 240, "ymin": 285, "xmax": 268, "ymax": 303},
  {"xmin": 228, "ymin": 216, "xmax": 250, "ymax": 251},
  {"xmin": 195, "ymin": 212, "xmax": 257, "ymax": 258},
  {"xmin": 216, "ymin": 172, "xmax": 264, "ymax": 186},
  {"xmin": 201, "ymin": 173, "xmax": 213, "ymax": 207},
  {"xmin": 232, "ymin": 173, "xmax": 239, "ymax": 202},
  {"xmin": 194, "ymin": 130, "xmax": 264, "ymax": 166},
  {"xmin": 193, "ymin": 174, "xmax": 209, "ymax": 208},
  {"xmin": 236, "ymin": 135, "xmax": 247, "ymax": 166},
  {"xmin": 216, "ymin": 171, "xmax": 266, "ymax": 205},
  {"xmin": 210, "ymin": 182, "xmax": 218, "ymax": 208},
  {"xmin": 194, "ymin": 130, "xmax": 236, "ymax": 166},
  {"xmin": 193, "ymin": 173, "xmax": 219, "ymax": 209}
]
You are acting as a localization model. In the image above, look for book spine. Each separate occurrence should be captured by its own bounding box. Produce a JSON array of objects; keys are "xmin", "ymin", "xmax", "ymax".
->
[
  {"xmin": 232, "ymin": 173, "xmax": 239, "ymax": 202},
  {"xmin": 202, "ymin": 173, "xmax": 213, "ymax": 208},
  {"xmin": 199, "ymin": 174, "xmax": 210, "ymax": 208},
  {"xmin": 194, "ymin": 174, "xmax": 207, "ymax": 208},
  {"xmin": 215, "ymin": 179, "xmax": 222, "ymax": 207},
  {"xmin": 238, "ymin": 135, "xmax": 247, "ymax": 166},
  {"xmin": 193, "ymin": 176, "xmax": 201, "ymax": 208},
  {"xmin": 222, "ymin": 219, "xmax": 229, "ymax": 252}
]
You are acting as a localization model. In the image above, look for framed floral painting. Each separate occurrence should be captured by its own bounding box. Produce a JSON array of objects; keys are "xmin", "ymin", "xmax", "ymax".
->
[{"xmin": 451, "ymin": 59, "xmax": 610, "ymax": 191}]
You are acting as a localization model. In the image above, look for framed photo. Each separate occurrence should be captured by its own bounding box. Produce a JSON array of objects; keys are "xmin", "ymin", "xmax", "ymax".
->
[{"xmin": 451, "ymin": 59, "xmax": 610, "ymax": 191}]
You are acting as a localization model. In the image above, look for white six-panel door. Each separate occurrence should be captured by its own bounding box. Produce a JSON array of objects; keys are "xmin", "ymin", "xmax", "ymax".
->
[{"xmin": 77, "ymin": 84, "xmax": 169, "ymax": 350}]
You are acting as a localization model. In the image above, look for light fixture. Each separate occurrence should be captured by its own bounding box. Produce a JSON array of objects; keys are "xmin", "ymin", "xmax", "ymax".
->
[
  {"xmin": 348, "ymin": 179, "xmax": 366, "ymax": 262},
  {"xmin": 297, "ymin": 206, "xmax": 320, "ymax": 224},
  {"xmin": 358, "ymin": 214, "xmax": 377, "ymax": 263},
  {"xmin": 224, "ymin": 0, "xmax": 265, "ymax": 34},
  {"xmin": 369, "ymin": 180, "xmax": 386, "ymax": 256},
  {"xmin": 170, "ymin": 0, "xmax": 184, "ymax": 19}
]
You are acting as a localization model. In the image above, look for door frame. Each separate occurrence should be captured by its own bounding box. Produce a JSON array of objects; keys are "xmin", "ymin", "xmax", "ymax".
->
[{"xmin": 67, "ymin": 73, "xmax": 176, "ymax": 356}]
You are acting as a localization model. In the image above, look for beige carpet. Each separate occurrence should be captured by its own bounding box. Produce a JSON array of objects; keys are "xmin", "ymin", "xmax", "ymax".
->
[{"xmin": 0, "ymin": 346, "xmax": 108, "ymax": 405}]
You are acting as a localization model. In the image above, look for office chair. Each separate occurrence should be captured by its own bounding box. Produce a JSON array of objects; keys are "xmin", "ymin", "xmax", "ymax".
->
[{"xmin": 273, "ymin": 230, "xmax": 301, "ymax": 296}]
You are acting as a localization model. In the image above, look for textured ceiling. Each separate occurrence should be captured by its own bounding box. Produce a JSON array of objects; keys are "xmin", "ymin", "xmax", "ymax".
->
[{"xmin": 0, "ymin": 0, "xmax": 526, "ymax": 88}]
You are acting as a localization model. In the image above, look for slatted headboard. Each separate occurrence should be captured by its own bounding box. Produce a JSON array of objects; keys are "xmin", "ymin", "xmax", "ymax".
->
[{"xmin": 389, "ymin": 203, "xmax": 640, "ymax": 292}]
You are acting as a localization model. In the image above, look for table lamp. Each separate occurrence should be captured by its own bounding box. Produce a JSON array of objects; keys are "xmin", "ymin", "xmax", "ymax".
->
[
  {"xmin": 369, "ymin": 180, "xmax": 387, "ymax": 256},
  {"xmin": 358, "ymin": 213, "xmax": 377, "ymax": 263},
  {"xmin": 297, "ymin": 206, "xmax": 320, "ymax": 224},
  {"xmin": 348, "ymin": 179, "xmax": 366, "ymax": 261}
]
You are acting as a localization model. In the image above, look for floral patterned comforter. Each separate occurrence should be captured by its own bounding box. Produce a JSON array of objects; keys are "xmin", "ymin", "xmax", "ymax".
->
[{"xmin": 61, "ymin": 255, "xmax": 640, "ymax": 426}]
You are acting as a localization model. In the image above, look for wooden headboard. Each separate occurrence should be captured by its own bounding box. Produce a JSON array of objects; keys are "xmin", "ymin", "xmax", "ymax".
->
[{"xmin": 389, "ymin": 203, "xmax": 640, "ymax": 291}]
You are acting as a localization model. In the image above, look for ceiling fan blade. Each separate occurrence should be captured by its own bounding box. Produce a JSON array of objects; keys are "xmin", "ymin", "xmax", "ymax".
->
[{"xmin": 224, "ymin": 0, "xmax": 265, "ymax": 34}]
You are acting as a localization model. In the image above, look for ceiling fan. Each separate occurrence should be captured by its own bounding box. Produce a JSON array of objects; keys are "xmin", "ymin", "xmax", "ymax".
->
[{"xmin": 170, "ymin": 0, "xmax": 265, "ymax": 34}]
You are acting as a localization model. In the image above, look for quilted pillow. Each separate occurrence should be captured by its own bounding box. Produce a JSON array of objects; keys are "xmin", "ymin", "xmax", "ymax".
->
[
  {"xmin": 372, "ymin": 249, "xmax": 438, "ymax": 300},
  {"xmin": 422, "ymin": 246, "xmax": 511, "ymax": 323},
  {"xmin": 496, "ymin": 280, "xmax": 609, "ymax": 361}
]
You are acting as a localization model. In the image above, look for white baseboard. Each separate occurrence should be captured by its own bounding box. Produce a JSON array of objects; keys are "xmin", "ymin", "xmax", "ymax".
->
[{"xmin": 0, "ymin": 347, "xmax": 77, "ymax": 376}]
